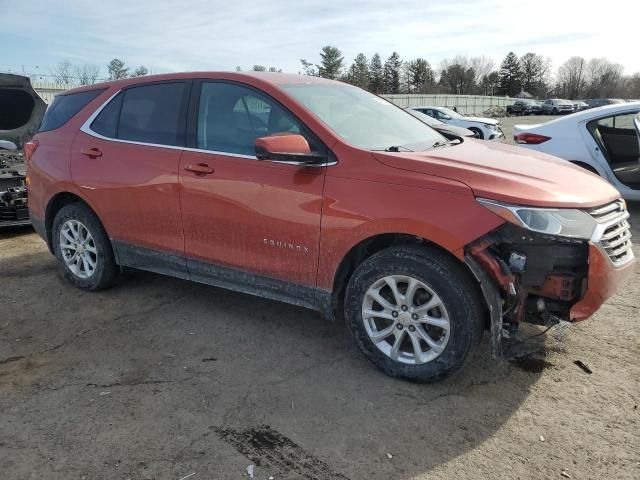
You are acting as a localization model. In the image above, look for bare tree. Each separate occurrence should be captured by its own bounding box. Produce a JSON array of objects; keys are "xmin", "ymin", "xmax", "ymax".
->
[
  {"xmin": 469, "ymin": 56, "xmax": 495, "ymax": 86},
  {"xmin": 556, "ymin": 56, "xmax": 586, "ymax": 98},
  {"xmin": 584, "ymin": 58, "xmax": 624, "ymax": 98},
  {"xmin": 299, "ymin": 59, "xmax": 317, "ymax": 76},
  {"xmin": 73, "ymin": 64, "xmax": 100, "ymax": 85},
  {"xmin": 50, "ymin": 60, "xmax": 74, "ymax": 85}
]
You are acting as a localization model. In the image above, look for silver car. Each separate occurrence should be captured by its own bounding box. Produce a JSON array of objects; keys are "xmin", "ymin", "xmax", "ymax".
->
[{"xmin": 541, "ymin": 99, "xmax": 574, "ymax": 115}]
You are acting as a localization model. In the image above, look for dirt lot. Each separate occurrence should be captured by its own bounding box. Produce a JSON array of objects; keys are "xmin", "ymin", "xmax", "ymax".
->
[{"xmin": 1, "ymin": 138, "xmax": 639, "ymax": 479}]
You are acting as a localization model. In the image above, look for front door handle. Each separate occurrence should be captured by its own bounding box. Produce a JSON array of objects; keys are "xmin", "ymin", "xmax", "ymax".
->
[
  {"xmin": 80, "ymin": 147, "xmax": 102, "ymax": 158},
  {"xmin": 184, "ymin": 163, "xmax": 214, "ymax": 176}
]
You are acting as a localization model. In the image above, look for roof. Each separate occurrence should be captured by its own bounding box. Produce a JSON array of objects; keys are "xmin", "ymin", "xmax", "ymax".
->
[{"xmin": 63, "ymin": 71, "xmax": 339, "ymax": 95}]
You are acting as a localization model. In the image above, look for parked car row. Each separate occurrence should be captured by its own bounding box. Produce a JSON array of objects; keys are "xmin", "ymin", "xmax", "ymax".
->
[{"xmin": 508, "ymin": 98, "xmax": 635, "ymax": 116}]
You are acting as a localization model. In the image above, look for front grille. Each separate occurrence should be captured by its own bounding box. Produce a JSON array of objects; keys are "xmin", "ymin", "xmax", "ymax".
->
[{"xmin": 588, "ymin": 200, "xmax": 634, "ymax": 266}]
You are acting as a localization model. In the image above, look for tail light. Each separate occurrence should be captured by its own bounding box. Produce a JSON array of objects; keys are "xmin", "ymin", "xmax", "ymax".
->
[
  {"xmin": 24, "ymin": 140, "xmax": 39, "ymax": 162},
  {"xmin": 514, "ymin": 133, "xmax": 551, "ymax": 144}
]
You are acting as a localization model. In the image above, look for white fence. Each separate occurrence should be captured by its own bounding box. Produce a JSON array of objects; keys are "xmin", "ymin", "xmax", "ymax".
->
[
  {"xmin": 382, "ymin": 94, "xmax": 515, "ymax": 115},
  {"xmin": 32, "ymin": 82, "xmax": 71, "ymax": 103}
]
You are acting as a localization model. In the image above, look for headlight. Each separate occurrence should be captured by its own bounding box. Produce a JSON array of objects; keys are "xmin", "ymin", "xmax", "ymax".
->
[
  {"xmin": 477, "ymin": 198, "xmax": 597, "ymax": 239},
  {"xmin": 484, "ymin": 123, "xmax": 497, "ymax": 130}
]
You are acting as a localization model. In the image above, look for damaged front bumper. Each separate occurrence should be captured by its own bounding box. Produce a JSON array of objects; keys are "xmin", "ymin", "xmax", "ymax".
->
[{"xmin": 465, "ymin": 200, "xmax": 635, "ymax": 357}]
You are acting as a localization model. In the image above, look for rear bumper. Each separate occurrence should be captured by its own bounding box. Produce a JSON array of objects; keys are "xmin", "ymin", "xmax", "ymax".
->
[{"xmin": 570, "ymin": 243, "xmax": 635, "ymax": 320}]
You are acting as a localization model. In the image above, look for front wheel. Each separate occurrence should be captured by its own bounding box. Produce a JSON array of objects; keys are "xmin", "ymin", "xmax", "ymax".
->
[
  {"xmin": 344, "ymin": 246, "xmax": 484, "ymax": 382},
  {"xmin": 468, "ymin": 127, "xmax": 484, "ymax": 139}
]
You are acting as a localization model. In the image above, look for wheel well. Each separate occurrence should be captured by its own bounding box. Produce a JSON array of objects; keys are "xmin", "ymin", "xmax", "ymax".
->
[
  {"xmin": 331, "ymin": 234, "xmax": 481, "ymax": 320},
  {"xmin": 570, "ymin": 161, "xmax": 599, "ymax": 175},
  {"xmin": 44, "ymin": 192, "xmax": 93, "ymax": 251}
]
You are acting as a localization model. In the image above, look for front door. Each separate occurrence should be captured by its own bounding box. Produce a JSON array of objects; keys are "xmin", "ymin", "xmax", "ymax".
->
[{"xmin": 179, "ymin": 81, "xmax": 327, "ymax": 286}]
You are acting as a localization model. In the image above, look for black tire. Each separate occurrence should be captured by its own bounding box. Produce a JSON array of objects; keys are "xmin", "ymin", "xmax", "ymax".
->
[
  {"xmin": 344, "ymin": 246, "xmax": 484, "ymax": 383},
  {"xmin": 552, "ymin": 108, "xmax": 558, "ymax": 115},
  {"xmin": 469, "ymin": 127, "xmax": 484, "ymax": 139},
  {"xmin": 52, "ymin": 203, "xmax": 119, "ymax": 291}
]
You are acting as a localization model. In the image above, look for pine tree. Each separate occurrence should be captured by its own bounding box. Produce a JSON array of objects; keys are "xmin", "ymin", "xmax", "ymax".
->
[
  {"xmin": 107, "ymin": 58, "xmax": 129, "ymax": 80},
  {"xmin": 383, "ymin": 52, "xmax": 402, "ymax": 94},
  {"xmin": 345, "ymin": 53, "xmax": 369, "ymax": 89},
  {"xmin": 369, "ymin": 53, "xmax": 383, "ymax": 93},
  {"xmin": 406, "ymin": 58, "xmax": 434, "ymax": 93},
  {"xmin": 317, "ymin": 46, "xmax": 344, "ymax": 80},
  {"xmin": 497, "ymin": 52, "xmax": 522, "ymax": 96}
]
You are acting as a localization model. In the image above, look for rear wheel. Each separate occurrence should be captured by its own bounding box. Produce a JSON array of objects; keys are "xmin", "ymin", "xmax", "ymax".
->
[
  {"xmin": 468, "ymin": 127, "xmax": 484, "ymax": 139},
  {"xmin": 52, "ymin": 203, "xmax": 119, "ymax": 291},
  {"xmin": 344, "ymin": 246, "xmax": 484, "ymax": 383}
]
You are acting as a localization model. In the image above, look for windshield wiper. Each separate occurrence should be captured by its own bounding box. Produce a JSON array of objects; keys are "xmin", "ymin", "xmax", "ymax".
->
[
  {"xmin": 431, "ymin": 140, "xmax": 450, "ymax": 149},
  {"xmin": 385, "ymin": 145, "xmax": 414, "ymax": 152}
]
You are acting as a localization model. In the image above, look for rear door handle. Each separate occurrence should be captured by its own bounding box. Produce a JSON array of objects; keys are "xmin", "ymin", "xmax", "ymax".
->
[
  {"xmin": 80, "ymin": 147, "xmax": 102, "ymax": 158},
  {"xmin": 184, "ymin": 163, "xmax": 214, "ymax": 176}
]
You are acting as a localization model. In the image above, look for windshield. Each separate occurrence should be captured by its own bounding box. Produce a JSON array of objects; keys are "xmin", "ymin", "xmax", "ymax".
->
[
  {"xmin": 281, "ymin": 83, "xmax": 445, "ymax": 151},
  {"xmin": 437, "ymin": 107, "xmax": 464, "ymax": 119}
]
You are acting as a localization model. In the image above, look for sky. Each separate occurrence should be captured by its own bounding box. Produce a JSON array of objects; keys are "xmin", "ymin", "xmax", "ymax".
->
[{"xmin": 1, "ymin": 0, "xmax": 639, "ymax": 81}]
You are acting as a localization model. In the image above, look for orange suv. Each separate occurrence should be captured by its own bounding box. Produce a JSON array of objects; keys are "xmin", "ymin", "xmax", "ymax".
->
[{"xmin": 26, "ymin": 72, "xmax": 635, "ymax": 382}]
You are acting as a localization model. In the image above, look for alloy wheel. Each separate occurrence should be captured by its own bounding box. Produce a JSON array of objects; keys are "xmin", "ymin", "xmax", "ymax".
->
[
  {"xmin": 361, "ymin": 275, "xmax": 451, "ymax": 365},
  {"xmin": 59, "ymin": 219, "xmax": 98, "ymax": 279}
]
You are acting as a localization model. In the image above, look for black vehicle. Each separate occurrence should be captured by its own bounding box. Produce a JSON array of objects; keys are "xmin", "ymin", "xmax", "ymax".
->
[{"xmin": 507, "ymin": 99, "xmax": 542, "ymax": 116}]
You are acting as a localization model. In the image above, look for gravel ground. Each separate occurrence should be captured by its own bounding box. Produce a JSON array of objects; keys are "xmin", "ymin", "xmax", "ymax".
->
[{"xmin": 1, "ymin": 147, "xmax": 639, "ymax": 479}]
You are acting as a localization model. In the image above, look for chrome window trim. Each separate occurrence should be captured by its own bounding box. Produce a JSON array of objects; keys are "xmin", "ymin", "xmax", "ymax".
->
[{"xmin": 79, "ymin": 88, "xmax": 335, "ymax": 167}]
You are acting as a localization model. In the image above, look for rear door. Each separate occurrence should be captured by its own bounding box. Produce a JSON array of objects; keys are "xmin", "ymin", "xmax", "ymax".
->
[
  {"xmin": 71, "ymin": 81, "xmax": 190, "ymax": 275},
  {"xmin": 178, "ymin": 80, "xmax": 327, "ymax": 286}
]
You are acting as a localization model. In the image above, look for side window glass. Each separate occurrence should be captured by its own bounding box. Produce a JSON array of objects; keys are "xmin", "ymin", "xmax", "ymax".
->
[
  {"xmin": 91, "ymin": 93, "xmax": 123, "ymax": 138},
  {"xmin": 118, "ymin": 82, "xmax": 185, "ymax": 146},
  {"xmin": 611, "ymin": 113, "xmax": 636, "ymax": 129},
  {"xmin": 197, "ymin": 82, "xmax": 308, "ymax": 156},
  {"xmin": 597, "ymin": 116, "xmax": 614, "ymax": 128}
]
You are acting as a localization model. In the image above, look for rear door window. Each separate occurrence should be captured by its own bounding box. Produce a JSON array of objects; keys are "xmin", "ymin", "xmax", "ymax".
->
[
  {"xmin": 39, "ymin": 88, "xmax": 105, "ymax": 132},
  {"xmin": 117, "ymin": 82, "xmax": 187, "ymax": 146}
]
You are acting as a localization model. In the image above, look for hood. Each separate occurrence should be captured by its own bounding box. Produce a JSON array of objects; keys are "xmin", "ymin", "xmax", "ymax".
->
[
  {"xmin": 461, "ymin": 116, "xmax": 498, "ymax": 125},
  {"xmin": 373, "ymin": 139, "xmax": 620, "ymax": 208}
]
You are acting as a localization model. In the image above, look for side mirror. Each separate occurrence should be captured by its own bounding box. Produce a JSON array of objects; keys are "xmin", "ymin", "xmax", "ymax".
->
[
  {"xmin": 255, "ymin": 134, "xmax": 324, "ymax": 165},
  {"xmin": 0, "ymin": 140, "xmax": 18, "ymax": 151},
  {"xmin": 442, "ymin": 115, "xmax": 452, "ymax": 121}
]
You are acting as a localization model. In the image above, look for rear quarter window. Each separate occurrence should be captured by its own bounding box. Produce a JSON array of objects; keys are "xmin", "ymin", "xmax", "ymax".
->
[{"xmin": 38, "ymin": 88, "xmax": 105, "ymax": 132}]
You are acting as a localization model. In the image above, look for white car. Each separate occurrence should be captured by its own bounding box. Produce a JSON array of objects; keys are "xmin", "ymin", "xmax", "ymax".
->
[
  {"xmin": 409, "ymin": 106, "xmax": 504, "ymax": 141},
  {"xmin": 513, "ymin": 102, "xmax": 640, "ymax": 201}
]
